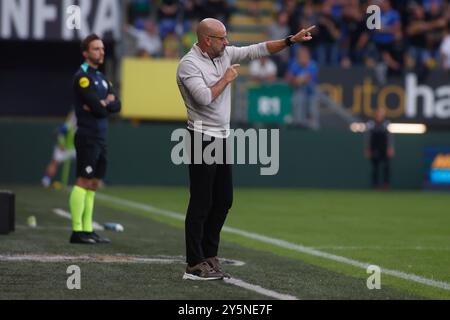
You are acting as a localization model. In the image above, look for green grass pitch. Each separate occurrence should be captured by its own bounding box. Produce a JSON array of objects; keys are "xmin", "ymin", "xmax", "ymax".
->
[{"xmin": 0, "ymin": 185, "xmax": 449, "ymax": 299}]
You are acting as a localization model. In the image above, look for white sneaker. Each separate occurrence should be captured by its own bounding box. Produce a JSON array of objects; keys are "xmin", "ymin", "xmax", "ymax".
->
[{"xmin": 41, "ymin": 176, "xmax": 51, "ymax": 188}]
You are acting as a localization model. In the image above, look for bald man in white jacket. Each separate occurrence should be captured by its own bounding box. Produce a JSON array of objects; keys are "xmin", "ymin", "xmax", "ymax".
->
[{"xmin": 177, "ymin": 18, "xmax": 314, "ymax": 280}]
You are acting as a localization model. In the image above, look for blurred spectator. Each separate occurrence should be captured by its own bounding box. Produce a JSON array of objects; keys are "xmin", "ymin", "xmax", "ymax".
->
[
  {"xmin": 201, "ymin": 0, "xmax": 231, "ymax": 26},
  {"xmin": 406, "ymin": 3, "xmax": 429, "ymax": 71},
  {"xmin": 424, "ymin": 0, "xmax": 447, "ymax": 69},
  {"xmin": 182, "ymin": 20, "xmax": 199, "ymax": 54},
  {"xmin": 226, "ymin": 0, "xmax": 237, "ymax": 17},
  {"xmin": 267, "ymin": 11, "xmax": 290, "ymax": 77},
  {"xmin": 125, "ymin": 19, "xmax": 163, "ymax": 58},
  {"xmin": 329, "ymin": 0, "xmax": 344, "ymax": 19},
  {"xmin": 316, "ymin": 0, "xmax": 342, "ymax": 65},
  {"xmin": 268, "ymin": 10, "xmax": 290, "ymax": 40},
  {"xmin": 286, "ymin": 46, "xmax": 319, "ymax": 130},
  {"xmin": 365, "ymin": 108, "xmax": 394, "ymax": 190},
  {"xmin": 439, "ymin": 27, "xmax": 450, "ymax": 70},
  {"xmin": 163, "ymin": 32, "xmax": 180, "ymax": 58},
  {"xmin": 381, "ymin": 29, "xmax": 407, "ymax": 78},
  {"xmin": 371, "ymin": 0, "xmax": 401, "ymax": 62},
  {"xmin": 120, "ymin": 0, "xmax": 450, "ymax": 75},
  {"xmin": 340, "ymin": 0, "xmax": 365, "ymax": 67},
  {"xmin": 158, "ymin": 0, "xmax": 180, "ymax": 38},
  {"xmin": 296, "ymin": 1, "xmax": 319, "ymax": 55},
  {"xmin": 128, "ymin": 0, "xmax": 153, "ymax": 24},
  {"xmin": 390, "ymin": 0, "xmax": 409, "ymax": 26},
  {"xmin": 182, "ymin": 0, "xmax": 202, "ymax": 32},
  {"xmin": 274, "ymin": 0, "xmax": 284, "ymax": 13},
  {"xmin": 227, "ymin": 0, "xmax": 237, "ymax": 7},
  {"xmin": 423, "ymin": 0, "xmax": 444, "ymax": 12},
  {"xmin": 249, "ymin": 56, "xmax": 278, "ymax": 82},
  {"xmin": 249, "ymin": 0, "xmax": 262, "ymax": 20},
  {"xmin": 285, "ymin": 0, "xmax": 301, "ymax": 36},
  {"xmin": 361, "ymin": 0, "xmax": 401, "ymax": 82}
]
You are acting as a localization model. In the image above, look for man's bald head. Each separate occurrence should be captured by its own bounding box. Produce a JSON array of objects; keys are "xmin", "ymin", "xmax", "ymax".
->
[
  {"xmin": 196, "ymin": 18, "xmax": 229, "ymax": 58},
  {"xmin": 197, "ymin": 18, "xmax": 226, "ymax": 43}
]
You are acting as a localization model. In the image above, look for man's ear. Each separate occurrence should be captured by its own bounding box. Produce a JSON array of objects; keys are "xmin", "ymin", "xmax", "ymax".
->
[{"xmin": 82, "ymin": 51, "xmax": 88, "ymax": 60}]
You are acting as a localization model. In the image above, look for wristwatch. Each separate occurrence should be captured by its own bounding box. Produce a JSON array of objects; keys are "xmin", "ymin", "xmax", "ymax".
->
[{"xmin": 285, "ymin": 35, "xmax": 294, "ymax": 47}]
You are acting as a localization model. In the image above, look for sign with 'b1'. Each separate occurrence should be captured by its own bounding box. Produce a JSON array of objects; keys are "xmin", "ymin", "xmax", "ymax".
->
[{"xmin": 247, "ymin": 83, "xmax": 293, "ymax": 124}]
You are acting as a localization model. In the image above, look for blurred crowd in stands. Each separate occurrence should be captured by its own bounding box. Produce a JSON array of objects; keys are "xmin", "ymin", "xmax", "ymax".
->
[
  {"xmin": 124, "ymin": 0, "xmax": 233, "ymax": 59},
  {"xmin": 124, "ymin": 0, "xmax": 450, "ymax": 82}
]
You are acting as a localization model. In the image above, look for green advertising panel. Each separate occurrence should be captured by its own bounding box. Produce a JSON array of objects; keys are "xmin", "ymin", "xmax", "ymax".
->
[{"xmin": 247, "ymin": 83, "xmax": 293, "ymax": 124}]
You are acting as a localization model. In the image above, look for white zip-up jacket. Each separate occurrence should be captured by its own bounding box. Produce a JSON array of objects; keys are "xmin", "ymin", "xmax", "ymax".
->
[{"xmin": 176, "ymin": 43, "xmax": 270, "ymax": 138}]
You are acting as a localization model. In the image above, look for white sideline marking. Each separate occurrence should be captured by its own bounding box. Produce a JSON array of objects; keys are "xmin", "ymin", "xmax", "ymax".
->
[
  {"xmin": 0, "ymin": 254, "xmax": 286, "ymax": 299},
  {"xmin": 313, "ymin": 246, "xmax": 450, "ymax": 251},
  {"xmin": 95, "ymin": 192, "xmax": 450, "ymax": 291},
  {"xmin": 0, "ymin": 254, "xmax": 181, "ymax": 264},
  {"xmin": 16, "ymin": 224, "xmax": 71, "ymax": 230},
  {"xmin": 0, "ymin": 254, "xmax": 245, "ymax": 266},
  {"xmin": 223, "ymin": 278, "xmax": 298, "ymax": 300},
  {"xmin": 53, "ymin": 208, "xmax": 104, "ymax": 231}
]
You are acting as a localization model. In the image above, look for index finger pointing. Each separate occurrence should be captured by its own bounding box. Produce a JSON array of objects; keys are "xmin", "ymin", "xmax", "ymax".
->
[
  {"xmin": 305, "ymin": 25, "xmax": 316, "ymax": 32},
  {"xmin": 231, "ymin": 64, "xmax": 241, "ymax": 68}
]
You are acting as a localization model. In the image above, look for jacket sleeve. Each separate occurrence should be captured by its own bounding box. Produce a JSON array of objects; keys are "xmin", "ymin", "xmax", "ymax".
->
[
  {"xmin": 106, "ymin": 81, "xmax": 122, "ymax": 114},
  {"xmin": 177, "ymin": 60, "xmax": 212, "ymax": 106},
  {"xmin": 226, "ymin": 43, "xmax": 270, "ymax": 64},
  {"xmin": 74, "ymin": 74, "xmax": 108, "ymax": 118}
]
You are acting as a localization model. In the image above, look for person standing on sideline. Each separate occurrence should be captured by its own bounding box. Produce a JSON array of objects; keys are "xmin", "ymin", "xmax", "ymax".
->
[
  {"xmin": 365, "ymin": 108, "xmax": 395, "ymax": 190},
  {"xmin": 176, "ymin": 18, "xmax": 314, "ymax": 280},
  {"xmin": 69, "ymin": 34, "xmax": 121, "ymax": 244}
]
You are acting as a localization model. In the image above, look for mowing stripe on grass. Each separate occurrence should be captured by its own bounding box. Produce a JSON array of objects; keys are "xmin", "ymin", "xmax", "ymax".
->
[
  {"xmin": 53, "ymin": 208, "xmax": 104, "ymax": 231},
  {"xmin": 95, "ymin": 192, "xmax": 450, "ymax": 291}
]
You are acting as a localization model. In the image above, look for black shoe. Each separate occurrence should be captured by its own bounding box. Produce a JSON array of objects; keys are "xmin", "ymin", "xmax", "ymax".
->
[
  {"xmin": 86, "ymin": 231, "xmax": 111, "ymax": 244},
  {"xmin": 70, "ymin": 231, "xmax": 96, "ymax": 244}
]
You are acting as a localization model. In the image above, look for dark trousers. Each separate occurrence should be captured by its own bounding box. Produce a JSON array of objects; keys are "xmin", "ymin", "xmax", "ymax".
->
[
  {"xmin": 371, "ymin": 156, "xmax": 390, "ymax": 187},
  {"xmin": 185, "ymin": 130, "xmax": 233, "ymax": 267}
]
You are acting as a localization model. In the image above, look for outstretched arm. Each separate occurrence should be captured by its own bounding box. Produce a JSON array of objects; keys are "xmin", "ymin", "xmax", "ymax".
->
[
  {"xmin": 228, "ymin": 25, "xmax": 315, "ymax": 64},
  {"xmin": 266, "ymin": 25, "xmax": 315, "ymax": 54}
]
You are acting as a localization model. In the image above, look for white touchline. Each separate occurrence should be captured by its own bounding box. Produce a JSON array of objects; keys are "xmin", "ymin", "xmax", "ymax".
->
[
  {"xmin": 53, "ymin": 208, "xmax": 104, "ymax": 231},
  {"xmin": 223, "ymin": 278, "xmax": 298, "ymax": 300},
  {"xmin": 0, "ymin": 254, "xmax": 244, "ymax": 266},
  {"xmin": 94, "ymin": 193, "xmax": 450, "ymax": 291},
  {"xmin": 0, "ymin": 253, "xmax": 293, "ymax": 300},
  {"xmin": 54, "ymin": 202, "xmax": 291, "ymax": 299},
  {"xmin": 0, "ymin": 254, "xmax": 183, "ymax": 264},
  {"xmin": 313, "ymin": 246, "xmax": 450, "ymax": 251}
]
